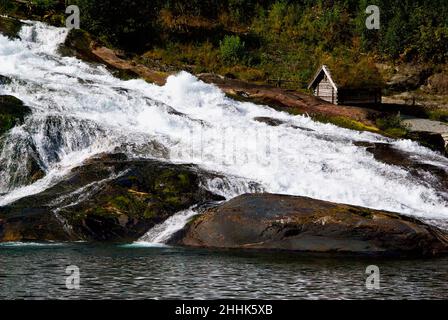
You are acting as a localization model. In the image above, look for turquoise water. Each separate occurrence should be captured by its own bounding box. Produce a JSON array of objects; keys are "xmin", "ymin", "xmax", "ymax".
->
[{"xmin": 1, "ymin": 243, "xmax": 447, "ymax": 300}]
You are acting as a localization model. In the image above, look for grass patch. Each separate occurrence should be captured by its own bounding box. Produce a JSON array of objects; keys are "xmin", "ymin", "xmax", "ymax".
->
[
  {"xmin": 427, "ymin": 109, "xmax": 448, "ymax": 122},
  {"xmin": 312, "ymin": 114, "xmax": 379, "ymax": 133}
]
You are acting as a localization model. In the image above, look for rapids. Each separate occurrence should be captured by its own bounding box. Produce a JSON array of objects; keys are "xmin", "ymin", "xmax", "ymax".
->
[{"xmin": 1, "ymin": 21, "xmax": 448, "ymax": 227}]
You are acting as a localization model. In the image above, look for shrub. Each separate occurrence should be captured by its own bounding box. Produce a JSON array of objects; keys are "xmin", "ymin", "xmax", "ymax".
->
[
  {"xmin": 31, "ymin": 0, "xmax": 58, "ymax": 10},
  {"xmin": 0, "ymin": 0, "xmax": 18, "ymax": 14},
  {"xmin": 375, "ymin": 113, "xmax": 409, "ymax": 137},
  {"xmin": 427, "ymin": 109, "xmax": 448, "ymax": 123},
  {"xmin": 219, "ymin": 35, "xmax": 246, "ymax": 65}
]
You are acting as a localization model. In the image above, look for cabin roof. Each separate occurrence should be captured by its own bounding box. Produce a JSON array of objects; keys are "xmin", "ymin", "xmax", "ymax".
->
[
  {"xmin": 308, "ymin": 64, "xmax": 384, "ymax": 90},
  {"xmin": 308, "ymin": 65, "xmax": 338, "ymax": 91}
]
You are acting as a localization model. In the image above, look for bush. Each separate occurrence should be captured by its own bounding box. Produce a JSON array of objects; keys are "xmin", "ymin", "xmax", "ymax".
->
[
  {"xmin": 31, "ymin": 0, "xmax": 58, "ymax": 10},
  {"xmin": 376, "ymin": 113, "xmax": 408, "ymax": 137},
  {"xmin": 427, "ymin": 109, "xmax": 448, "ymax": 123},
  {"xmin": 219, "ymin": 35, "xmax": 246, "ymax": 65},
  {"xmin": 0, "ymin": 0, "xmax": 18, "ymax": 14}
]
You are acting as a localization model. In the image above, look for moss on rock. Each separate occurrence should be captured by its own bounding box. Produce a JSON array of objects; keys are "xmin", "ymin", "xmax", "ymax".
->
[{"xmin": 0, "ymin": 153, "xmax": 225, "ymax": 242}]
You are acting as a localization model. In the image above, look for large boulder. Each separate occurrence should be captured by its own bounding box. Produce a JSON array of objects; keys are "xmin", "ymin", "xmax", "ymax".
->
[
  {"xmin": 0, "ymin": 153, "xmax": 224, "ymax": 242},
  {"xmin": 174, "ymin": 194, "xmax": 448, "ymax": 257}
]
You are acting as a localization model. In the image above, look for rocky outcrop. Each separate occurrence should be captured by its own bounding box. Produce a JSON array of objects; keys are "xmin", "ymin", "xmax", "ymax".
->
[
  {"xmin": 405, "ymin": 131, "xmax": 447, "ymax": 155},
  {"xmin": 0, "ymin": 153, "xmax": 224, "ymax": 242},
  {"xmin": 424, "ymin": 73, "xmax": 448, "ymax": 95},
  {"xmin": 362, "ymin": 142, "xmax": 448, "ymax": 193},
  {"xmin": 383, "ymin": 64, "xmax": 433, "ymax": 92},
  {"xmin": 174, "ymin": 194, "xmax": 448, "ymax": 257},
  {"xmin": 0, "ymin": 75, "xmax": 12, "ymax": 85},
  {"xmin": 59, "ymin": 29, "xmax": 168, "ymax": 85},
  {"xmin": 0, "ymin": 16, "xmax": 24, "ymax": 39},
  {"xmin": 0, "ymin": 95, "xmax": 31, "ymax": 136}
]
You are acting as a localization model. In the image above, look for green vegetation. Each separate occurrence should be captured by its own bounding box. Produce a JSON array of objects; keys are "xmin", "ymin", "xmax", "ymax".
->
[
  {"xmin": 31, "ymin": 0, "xmax": 58, "ymax": 11},
  {"xmin": 219, "ymin": 35, "xmax": 246, "ymax": 65},
  {"xmin": 0, "ymin": 0, "xmax": 17, "ymax": 15},
  {"xmin": 375, "ymin": 113, "xmax": 409, "ymax": 137},
  {"xmin": 0, "ymin": 14, "xmax": 23, "ymax": 38},
  {"xmin": 310, "ymin": 112, "xmax": 410, "ymax": 139},
  {"xmin": 427, "ymin": 109, "xmax": 448, "ymax": 123},
  {"xmin": 312, "ymin": 114, "xmax": 379, "ymax": 133},
  {"xmin": 3, "ymin": 0, "xmax": 446, "ymax": 89}
]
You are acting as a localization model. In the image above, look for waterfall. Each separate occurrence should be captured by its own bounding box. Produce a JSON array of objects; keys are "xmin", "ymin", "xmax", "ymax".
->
[
  {"xmin": 137, "ymin": 207, "xmax": 199, "ymax": 244},
  {"xmin": 1, "ymin": 20, "xmax": 448, "ymax": 227}
]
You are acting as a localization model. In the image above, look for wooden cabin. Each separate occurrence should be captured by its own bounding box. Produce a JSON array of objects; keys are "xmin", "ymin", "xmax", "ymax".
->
[{"xmin": 308, "ymin": 65, "xmax": 382, "ymax": 105}]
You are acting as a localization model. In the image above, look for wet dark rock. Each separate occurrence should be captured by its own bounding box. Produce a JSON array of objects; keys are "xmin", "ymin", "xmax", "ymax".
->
[
  {"xmin": 58, "ymin": 29, "xmax": 103, "ymax": 64},
  {"xmin": 405, "ymin": 131, "xmax": 447, "ymax": 155},
  {"xmin": 0, "ymin": 75, "xmax": 12, "ymax": 85},
  {"xmin": 290, "ymin": 125, "xmax": 314, "ymax": 132},
  {"xmin": 365, "ymin": 142, "xmax": 448, "ymax": 194},
  {"xmin": 113, "ymin": 140, "xmax": 170, "ymax": 159},
  {"xmin": 254, "ymin": 117, "xmax": 286, "ymax": 127},
  {"xmin": 0, "ymin": 95, "xmax": 31, "ymax": 136},
  {"xmin": 253, "ymin": 117, "xmax": 314, "ymax": 132},
  {"xmin": 0, "ymin": 16, "xmax": 24, "ymax": 39},
  {"xmin": 0, "ymin": 153, "xmax": 225, "ymax": 242},
  {"xmin": 174, "ymin": 194, "xmax": 448, "ymax": 257}
]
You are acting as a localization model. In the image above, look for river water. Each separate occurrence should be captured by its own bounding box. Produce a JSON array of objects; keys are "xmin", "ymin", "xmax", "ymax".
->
[{"xmin": 1, "ymin": 243, "xmax": 448, "ymax": 300}]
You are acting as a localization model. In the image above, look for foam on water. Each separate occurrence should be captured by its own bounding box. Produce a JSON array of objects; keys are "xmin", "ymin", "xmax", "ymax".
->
[
  {"xmin": 0, "ymin": 242, "xmax": 64, "ymax": 247},
  {"xmin": 0, "ymin": 21, "xmax": 448, "ymax": 225}
]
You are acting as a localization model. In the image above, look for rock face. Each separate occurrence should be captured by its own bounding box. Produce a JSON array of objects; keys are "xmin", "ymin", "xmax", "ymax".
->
[
  {"xmin": 425, "ymin": 73, "xmax": 448, "ymax": 95},
  {"xmin": 385, "ymin": 64, "xmax": 433, "ymax": 92},
  {"xmin": 0, "ymin": 95, "xmax": 31, "ymax": 136},
  {"xmin": 174, "ymin": 194, "xmax": 448, "ymax": 257},
  {"xmin": 59, "ymin": 29, "xmax": 168, "ymax": 85},
  {"xmin": 0, "ymin": 153, "xmax": 224, "ymax": 242}
]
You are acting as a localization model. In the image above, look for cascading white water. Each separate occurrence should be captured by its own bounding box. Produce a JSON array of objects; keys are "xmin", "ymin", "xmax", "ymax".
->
[
  {"xmin": 1, "ymin": 21, "xmax": 448, "ymax": 235},
  {"xmin": 138, "ymin": 207, "xmax": 200, "ymax": 244}
]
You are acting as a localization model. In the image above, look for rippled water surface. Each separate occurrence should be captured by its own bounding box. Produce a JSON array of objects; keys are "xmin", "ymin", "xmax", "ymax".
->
[{"xmin": 1, "ymin": 244, "xmax": 447, "ymax": 300}]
